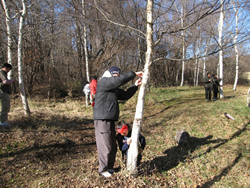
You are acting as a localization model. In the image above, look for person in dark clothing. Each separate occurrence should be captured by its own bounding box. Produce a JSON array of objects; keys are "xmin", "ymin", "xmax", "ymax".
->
[
  {"xmin": 116, "ymin": 121, "xmax": 146, "ymax": 167},
  {"xmin": 204, "ymin": 72, "xmax": 212, "ymax": 102},
  {"xmin": 93, "ymin": 66, "xmax": 143, "ymax": 177},
  {"xmin": 0, "ymin": 63, "xmax": 17, "ymax": 126},
  {"xmin": 211, "ymin": 74, "xmax": 221, "ymax": 101}
]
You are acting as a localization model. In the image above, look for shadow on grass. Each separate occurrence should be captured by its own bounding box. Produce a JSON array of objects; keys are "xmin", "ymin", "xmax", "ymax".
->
[
  {"xmin": 197, "ymin": 153, "xmax": 242, "ymax": 188},
  {"xmin": 1, "ymin": 112, "xmax": 94, "ymax": 131},
  {"xmin": 143, "ymin": 97, "xmax": 204, "ymax": 120},
  {"xmin": 0, "ymin": 112, "xmax": 96, "ymax": 162},
  {"xmin": 140, "ymin": 121, "xmax": 249, "ymax": 181},
  {"xmin": 0, "ymin": 140, "xmax": 96, "ymax": 159},
  {"xmin": 140, "ymin": 135, "xmax": 223, "ymax": 175}
]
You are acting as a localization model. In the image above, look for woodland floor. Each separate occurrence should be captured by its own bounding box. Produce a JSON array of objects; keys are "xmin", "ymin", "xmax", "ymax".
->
[{"xmin": 0, "ymin": 85, "xmax": 249, "ymax": 187}]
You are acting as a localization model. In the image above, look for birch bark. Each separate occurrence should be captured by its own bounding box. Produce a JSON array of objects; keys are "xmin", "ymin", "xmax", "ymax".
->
[
  {"xmin": 218, "ymin": 0, "xmax": 224, "ymax": 98},
  {"xmin": 82, "ymin": 0, "xmax": 90, "ymax": 82},
  {"xmin": 127, "ymin": 0, "xmax": 153, "ymax": 174},
  {"xmin": 2, "ymin": 0, "xmax": 13, "ymax": 79},
  {"xmin": 232, "ymin": 3, "xmax": 239, "ymax": 91},
  {"xmin": 18, "ymin": 0, "xmax": 30, "ymax": 115}
]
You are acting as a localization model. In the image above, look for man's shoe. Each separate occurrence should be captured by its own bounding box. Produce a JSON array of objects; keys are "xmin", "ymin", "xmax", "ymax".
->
[
  {"xmin": 108, "ymin": 169, "xmax": 114, "ymax": 174},
  {"xmin": 0, "ymin": 122, "xmax": 11, "ymax": 126},
  {"xmin": 100, "ymin": 171, "xmax": 112, "ymax": 178}
]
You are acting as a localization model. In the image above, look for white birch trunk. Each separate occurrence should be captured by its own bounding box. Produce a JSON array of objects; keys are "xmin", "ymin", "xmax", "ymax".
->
[
  {"xmin": 196, "ymin": 35, "xmax": 201, "ymax": 87},
  {"xmin": 194, "ymin": 58, "xmax": 197, "ymax": 86},
  {"xmin": 180, "ymin": 2, "xmax": 185, "ymax": 87},
  {"xmin": 196, "ymin": 59, "xmax": 200, "ymax": 86},
  {"xmin": 127, "ymin": 0, "xmax": 153, "ymax": 174},
  {"xmin": 203, "ymin": 61, "xmax": 206, "ymax": 79},
  {"xmin": 218, "ymin": 0, "xmax": 224, "ymax": 98},
  {"xmin": 203, "ymin": 40, "xmax": 210, "ymax": 79},
  {"xmin": 18, "ymin": 0, "xmax": 30, "ymax": 115},
  {"xmin": 194, "ymin": 41, "xmax": 197, "ymax": 86},
  {"xmin": 233, "ymin": 3, "xmax": 239, "ymax": 91},
  {"xmin": 82, "ymin": 0, "xmax": 90, "ymax": 82},
  {"xmin": 2, "ymin": 0, "xmax": 13, "ymax": 79}
]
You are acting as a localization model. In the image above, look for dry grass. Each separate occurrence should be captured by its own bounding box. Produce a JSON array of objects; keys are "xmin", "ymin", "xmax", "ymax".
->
[{"xmin": 0, "ymin": 85, "xmax": 249, "ymax": 187}]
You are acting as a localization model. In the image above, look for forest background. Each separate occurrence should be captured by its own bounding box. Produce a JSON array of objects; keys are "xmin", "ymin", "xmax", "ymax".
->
[
  {"xmin": 1, "ymin": 1, "xmax": 250, "ymax": 187},
  {"xmin": 0, "ymin": 0, "xmax": 250, "ymax": 101}
]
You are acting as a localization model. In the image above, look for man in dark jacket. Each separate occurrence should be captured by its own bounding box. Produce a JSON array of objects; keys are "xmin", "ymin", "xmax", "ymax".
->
[
  {"xmin": 0, "ymin": 63, "xmax": 17, "ymax": 126},
  {"xmin": 204, "ymin": 72, "xmax": 212, "ymax": 102},
  {"xmin": 93, "ymin": 66, "xmax": 143, "ymax": 177}
]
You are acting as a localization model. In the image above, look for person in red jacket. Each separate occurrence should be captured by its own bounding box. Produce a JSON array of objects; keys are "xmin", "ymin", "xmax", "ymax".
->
[{"xmin": 89, "ymin": 76, "xmax": 97, "ymax": 105}]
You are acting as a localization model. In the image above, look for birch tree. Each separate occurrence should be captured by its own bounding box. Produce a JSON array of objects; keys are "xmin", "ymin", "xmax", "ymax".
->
[
  {"xmin": 218, "ymin": 0, "xmax": 224, "ymax": 98},
  {"xmin": 18, "ymin": 0, "xmax": 31, "ymax": 115},
  {"xmin": 180, "ymin": 0, "xmax": 185, "ymax": 87},
  {"xmin": 82, "ymin": 0, "xmax": 90, "ymax": 82},
  {"xmin": 232, "ymin": 2, "xmax": 239, "ymax": 91},
  {"xmin": 127, "ymin": 0, "xmax": 153, "ymax": 174},
  {"xmin": 1, "ymin": 0, "xmax": 18, "ymax": 79}
]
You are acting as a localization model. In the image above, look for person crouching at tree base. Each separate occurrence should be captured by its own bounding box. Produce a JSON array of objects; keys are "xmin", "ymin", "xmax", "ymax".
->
[{"xmin": 116, "ymin": 121, "xmax": 146, "ymax": 167}]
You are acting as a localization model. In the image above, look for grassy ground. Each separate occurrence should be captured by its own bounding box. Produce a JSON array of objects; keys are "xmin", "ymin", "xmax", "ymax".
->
[{"xmin": 0, "ymin": 85, "xmax": 249, "ymax": 187}]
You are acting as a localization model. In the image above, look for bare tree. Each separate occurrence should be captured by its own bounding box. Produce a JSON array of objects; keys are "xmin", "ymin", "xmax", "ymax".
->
[
  {"xmin": 127, "ymin": 0, "xmax": 153, "ymax": 174},
  {"xmin": 18, "ymin": 0, "xmax": 31, "ymax": 115},
  {"xmin": 82, "ymin": 0, "xmax": 90, "ymax": 82},
  {"xmin": 1, "ymin": 0, "xmax": 18, "ymax": 79},
  {"xmin": 218, "ymin": 0, "xmax": 224, "ymax": 98}
]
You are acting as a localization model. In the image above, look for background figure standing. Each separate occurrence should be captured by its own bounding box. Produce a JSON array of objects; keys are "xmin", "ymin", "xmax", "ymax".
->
[
  {"xmin": 211, "ymin": 74, "xmax": 220, "ymax": 101},
  {"xmin": 93, "ymin": 66, "xmax": 142, "ymax": 178},
  {"xmin": 83, "ymin": 82, "xmax": 90, "ymax": 106},
  {"xmin": 89, "ymin": 76, "xmax": 98, "ymax": 106},
  {"xmin": 0, "ymin": 63, "xmax": 17, "ymax": 126},
  {"xmin": 204, "ymin": 72, "xmax": 213, "ymax": 101},
  {"xmin": 204, "ymin": 72, "xmax": 212, "ymax": 102}
]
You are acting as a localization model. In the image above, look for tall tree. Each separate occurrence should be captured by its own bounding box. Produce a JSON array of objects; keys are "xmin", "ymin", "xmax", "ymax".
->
[
  {"xmin": 18, "ymin": 0, "xmax": 31, "ymax": 115},
  {"xmin": 232, "ymin": 1, "xmax": 239, "ymax": 91},
  {"xmin": 218, "ymin": 0, "xmax": 224, "ymax": 98},
  {"xmin": 1, "ymin": 0, "xmax": 18, "ymax": 79},
  {"xmin": 127, "ymin": 0, "xmax": 153, "ymax": 174},
  {"xmin": 82, "ymin": 0, "xmax": 90, "ymax": 82}
]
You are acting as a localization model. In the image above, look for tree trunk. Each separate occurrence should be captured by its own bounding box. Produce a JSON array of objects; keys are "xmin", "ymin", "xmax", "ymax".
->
[
  {"xmin": 180, "ymin": 2, "xmax": 185, "ymax": 87},
  {"xmin": 18, "ymin": 0, "xmax": 30, "ymax": 115},
  {"xmin": 82, "ymin": 0, "xmax": 90, "ymax": 82},
  {"xmin": 2, "ymin": 0, "xmax": 13, "ymax": 79},
  {"xmin": 127, "ymin": 0, "xmax": 153, "ymax": 174},
  {"xmin": 218, "ymin": 0, "xmax": 224, "ymax": 98},
  {"xmin": 196, "ymin": 59, "xmax": 200, "ymax": 86},
  {"xmin": 233, "ymin": 3, "xmax": 239, "ymax": 91}
]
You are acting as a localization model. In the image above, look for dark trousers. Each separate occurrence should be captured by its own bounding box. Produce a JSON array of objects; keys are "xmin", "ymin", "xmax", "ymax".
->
[
  {"xmin": 213, "ymin": 85, "xmax": 218, "ymax": 99},
  {"xmin": 205, "ymin": 87, "xmax": 211, "ymax": 101},
  {"xmin": 94, "ymin": 120, "xmax": 117, "ymax": 173}
]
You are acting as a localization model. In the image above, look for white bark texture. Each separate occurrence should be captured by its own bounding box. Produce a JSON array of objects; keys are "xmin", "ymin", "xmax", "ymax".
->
[
  {"xmin": 18, "ymin": 0, "xmax": 30, "ymax": 115},
  {"xmin": 233, "ymin": 3, "xmax": 239, "ymax": 91},
  {"xmin": 82, "ymin": 0, "xmax": 90, "ymax": 82},
  {"xmin": 127, "ymin": 0, "xmax": 153, "ymax": 174},
  {"xmin": 218, "ymin": 0, "xmax": 224, "ymax": 98},
  {"xmin": 180, "ymin": 1, "xmax": 185, "ymax": 87},
  {"xmin": 2, "ymin": 0, "xmax": 13, "ymax": 79}
]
